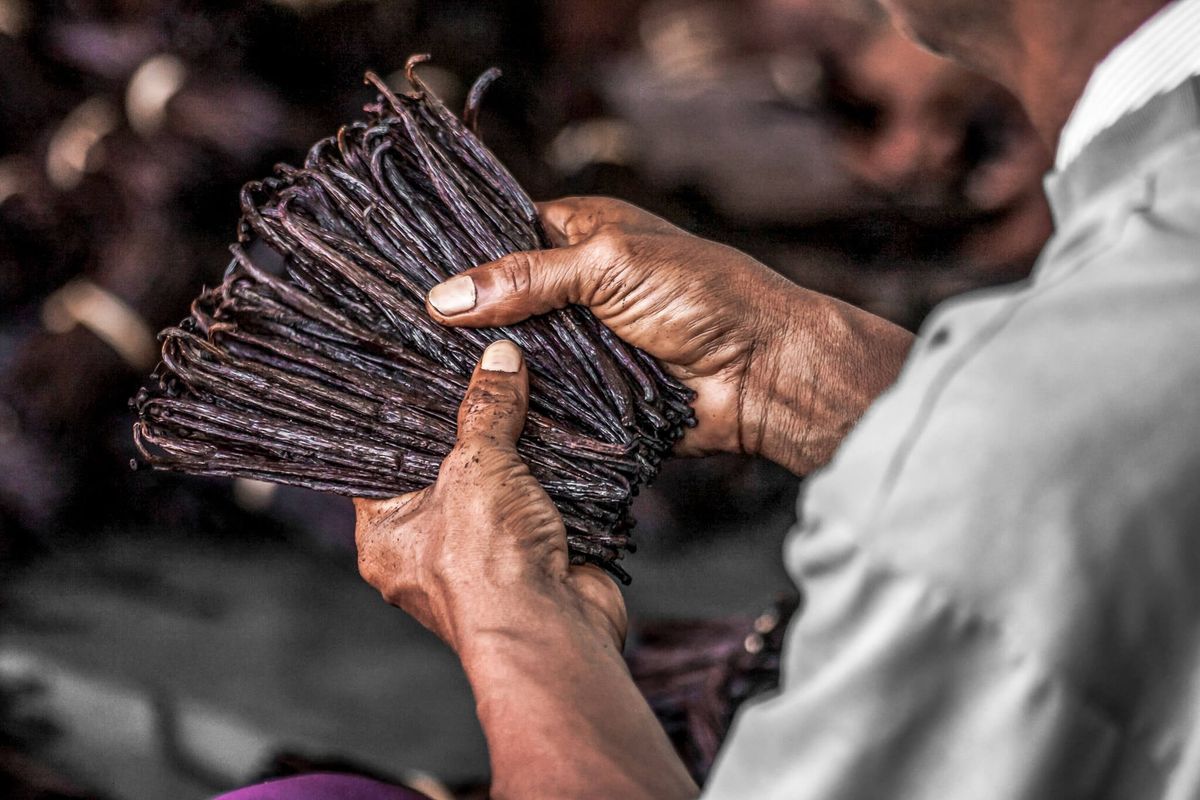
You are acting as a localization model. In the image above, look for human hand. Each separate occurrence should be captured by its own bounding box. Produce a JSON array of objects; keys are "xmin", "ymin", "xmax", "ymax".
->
[
  {"xmin": 354, "ymin": 339, "xmax": 626, "ymax": 654},
  {"xmin": 426, "ymin": 197, "xmax": 912, "ymax": 475}
]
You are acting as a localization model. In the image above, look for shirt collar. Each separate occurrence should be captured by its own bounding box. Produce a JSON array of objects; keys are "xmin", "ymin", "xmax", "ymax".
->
[
  {"xmin": 1056, "ymin": 0, "xmax": 1200, "ymax": 171},
  {"xmin": 1045, "ymin": 76, "xmax": 1200, "ymax": 226}
]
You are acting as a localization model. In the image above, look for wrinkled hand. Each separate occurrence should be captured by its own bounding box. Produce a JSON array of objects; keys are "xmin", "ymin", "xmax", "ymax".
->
[
  {"xmin": 354, "ymin": 339, "xmax": 626, "ymax": 653},
  {"xmin": 426, "ymin": 197, "xmax": 787, "ymax": 459},
  {"xmin": 427, "ymin": 197, "xmax": 912, "ymax": 475}
]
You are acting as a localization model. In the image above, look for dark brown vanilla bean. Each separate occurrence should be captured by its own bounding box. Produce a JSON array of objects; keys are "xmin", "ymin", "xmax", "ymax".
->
[{"xmin": 132, "ymin": 58, "xmax": 695, "ymax": 582}]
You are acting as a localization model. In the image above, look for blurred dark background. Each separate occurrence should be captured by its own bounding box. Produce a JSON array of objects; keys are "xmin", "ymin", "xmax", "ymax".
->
[{"xmin": 0, "ymin": 0, "xmax": 1051, "ymax": 797}]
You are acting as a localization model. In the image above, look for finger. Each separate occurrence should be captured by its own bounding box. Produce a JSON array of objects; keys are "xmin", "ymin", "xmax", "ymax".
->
[
  {"xmin": 352, "ymin": 490, "xmax": 425, "ymax": 592},
  {"xmin": 455, "ymin": 339, "xmax": 529, "ymax": 445},
  {"xmin": 537, "ymin": 196, "xmax": 676, "ymax": 245},
  {"xmin": 426, "ymin": 244, "xmax": 605, "ymax": 328},
  {"xmin": 536, "ymin": 196, "xmax": 620, "ymax": 246},
  {"xmin": 567, "ymin": 564, "xmax": 629, "ymax": 648},
  {"xmin": 351, "ymin": 492, "xmax": 422, "ymax": 526}
]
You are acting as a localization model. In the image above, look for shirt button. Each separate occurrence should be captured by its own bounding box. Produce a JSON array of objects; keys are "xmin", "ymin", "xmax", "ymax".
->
[{"xmin": 928, "ymin": 327, "xmax": 951, "ymax": 349}]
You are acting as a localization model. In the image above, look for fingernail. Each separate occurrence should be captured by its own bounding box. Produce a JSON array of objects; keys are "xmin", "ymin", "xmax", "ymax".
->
[
  {"xmin": 428, "ymin": 275, "xmax": 476, "ymax": 315},
  {"xmin": 481, "ymin": 339, "xmax": 521, "ymax": 373}
]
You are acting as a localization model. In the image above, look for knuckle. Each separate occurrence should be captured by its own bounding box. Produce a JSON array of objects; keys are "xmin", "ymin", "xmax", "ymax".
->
[
  {"xmin": 470, "ymin": 380, "xmax": 522, "ymax": 410},
  {"xmin": 585, "ymin": 232, "xmax": 639, "ymax": 302},
  {"xmin": 459, "ymin": 384, "xmax": 523, "ymax": 434},
  {"xmin": 496, "ymin": 252, "xmax": 534, "ymax": 298},
  {"xmin": 557, "ymin": 200, "xmax": 600, "ymax": 241},
  {"xmin": 591, "ymin": 227, "xmax": 642, "ymax": 272},
  {"xmin": 590, "ymin": 226, "xmax": 626, "ymax": 255}
]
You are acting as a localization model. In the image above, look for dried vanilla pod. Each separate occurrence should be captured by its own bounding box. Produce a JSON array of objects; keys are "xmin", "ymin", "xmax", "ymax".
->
[{"xmin": 132, "ymin": 56, "xmax": 696, "ymax": 583}]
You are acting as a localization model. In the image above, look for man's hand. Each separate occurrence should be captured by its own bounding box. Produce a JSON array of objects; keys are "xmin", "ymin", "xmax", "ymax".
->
[
  {"xmin": 354, "ymin": 339, "xmax": 697, "ymax": 799},
  {"xmin": 354, "ymin": 339, "xmax": 625, "ymax": 654},
  {"xmin": 426, "ymin": 197, "xmax": 913, "ymax": 475}
]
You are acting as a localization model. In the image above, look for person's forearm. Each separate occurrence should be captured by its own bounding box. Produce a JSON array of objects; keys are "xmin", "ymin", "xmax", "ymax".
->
[
  {"xmin": 458, "ymin": 590, "xmax": 699, "ymax": 800},
  {"xmin": 743, "ymin": 288, "xmax": 914, "ymax": 476}
]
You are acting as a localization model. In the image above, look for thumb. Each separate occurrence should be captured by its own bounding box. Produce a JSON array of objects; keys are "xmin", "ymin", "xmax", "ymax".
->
[
  {"xmin": 455, "ymin": 339, "xmax": 529, "ymax": 445},
  {"xmin": 426, "ymin": 245, "xmax": 602, "ymax": 328}
]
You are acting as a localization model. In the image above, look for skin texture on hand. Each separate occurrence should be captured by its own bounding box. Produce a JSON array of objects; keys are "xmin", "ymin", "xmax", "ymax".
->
[
  {"xmin": 354, "ymin": 340, "xmax": 698, "ymax": 799},
  {"xmin": 357, "ymin": 200, "xmax": 912, "ymax": 796},
  {"xmin": 354, "ymin": 339, "xmax": 624, "ymax": 653},
  {"xmin": 427, "ymin": 196, "xmax": 914, "ymax": 476}
]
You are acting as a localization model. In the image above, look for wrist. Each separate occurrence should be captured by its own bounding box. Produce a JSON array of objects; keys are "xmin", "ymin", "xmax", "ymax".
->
[
  {"xmin": 453, "ymin": 576, "xmax": 620, "ymax": 665},
  {"xmin": 459, "ymin": 587, "xmax": 694, "ymax": 800},
  {"xmin": 739, "ymin": 289, "xmax": 913, "ymax": 475},
  {"xmin": 456, "ymin": 587, "xmax": 627, "ymax": 741}
]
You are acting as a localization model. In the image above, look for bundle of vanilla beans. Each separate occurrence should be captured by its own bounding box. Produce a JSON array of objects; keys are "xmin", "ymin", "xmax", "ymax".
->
[{"xmin": 132, "ymin": 57, "xmax": 694, "ymax": 582}]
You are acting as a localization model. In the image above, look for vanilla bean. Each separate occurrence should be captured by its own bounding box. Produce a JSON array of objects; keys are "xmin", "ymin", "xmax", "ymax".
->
[{"xmin": 132, "ymin": 58, "xmax": 696, "ymax": 582}]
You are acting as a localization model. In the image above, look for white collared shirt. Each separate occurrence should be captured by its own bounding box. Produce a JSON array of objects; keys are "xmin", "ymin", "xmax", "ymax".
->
[
  {"xmin": 708, "ymin": 75, "xmax": 1200, "ymax": 799},
  {"xmin": 1057, "ymin": 0, "xmax": 1200, "ymax": 170}
]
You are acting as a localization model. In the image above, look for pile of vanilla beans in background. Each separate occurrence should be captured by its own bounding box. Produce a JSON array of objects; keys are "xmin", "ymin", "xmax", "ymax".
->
[{"xmin": 132, "ymin": 57, "xmax": 694, "ymax": 583}]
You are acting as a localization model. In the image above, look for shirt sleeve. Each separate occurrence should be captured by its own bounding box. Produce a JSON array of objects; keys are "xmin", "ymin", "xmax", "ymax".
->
[{"xmin": 701, "ymin": 521, "xmax": 1122, "ymax": 800}]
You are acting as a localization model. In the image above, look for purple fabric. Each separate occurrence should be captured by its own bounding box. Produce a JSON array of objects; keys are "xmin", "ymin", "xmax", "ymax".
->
[{"xmin": 213, "ymin": 773, "xmax": 430, "ymax": 800}]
